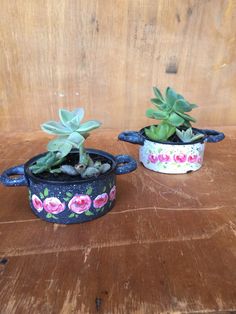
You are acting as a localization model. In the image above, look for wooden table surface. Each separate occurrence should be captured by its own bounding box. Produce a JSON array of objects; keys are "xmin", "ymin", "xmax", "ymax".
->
[{"xmin": 0, "ymin": 128, "xmax": 236, "ymax": 314}]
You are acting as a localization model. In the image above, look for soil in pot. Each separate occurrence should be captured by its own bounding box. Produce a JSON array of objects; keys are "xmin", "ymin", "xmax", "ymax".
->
[{"xmin": 31, "ymin": 152, "xmax": 113, "ymax": 182}]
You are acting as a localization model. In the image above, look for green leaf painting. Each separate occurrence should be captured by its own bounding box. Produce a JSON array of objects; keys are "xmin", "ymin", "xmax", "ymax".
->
[
  {"xmin": 44, "ymin": 188, "xmax": 49, "ymax": 197},
  {"xmin": 85, "ymin": 210, "xmax": 94, "ymax": 216},
  {"xmin": 46, "ymin": 213, "xmax": 58, "ymax": 219},
  {"xmin": 86, "ymin": 186, "xmax": 93, "ymax": 195}
]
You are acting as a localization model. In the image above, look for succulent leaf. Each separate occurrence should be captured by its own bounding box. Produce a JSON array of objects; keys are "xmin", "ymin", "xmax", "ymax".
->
[
  {"xmin": 191, "ymin": 134, "xmax": 205, "ymax": 142},
  {"xmin": 176, "ymin": 94, "xmax": 184, "ymax": 100},
  {"xmin": 100, "ymin": 163, "xmax": 111, "ymax": 173},
  {"xmin": 153, "ymin": 87, "xmax": 164, "ymax": 101},
  {"xmin": 47, "ymin": 138, "xmax": 66, "ymax": 152},
  {"xmin": 67, "ymin": 132, "xmax": 85, "ymax": 147},
  {"xmin": 189, "ymin": 103, "xmax": 198, "ymax": 109},
  {"xmin": 59, "ymin": 108, "xmax": 85, "ymax": 128},
  {"xmin": 50, "ymin": 168, "xmax": 62, "ymax": 174},
  {"xmin": 166, "ymin": 124, "xmax": 176, "ymax": 138},
  {"xmin": 60, "ymin": 165, "xmax": 78, "ymax": 176},
  {"xmin": 72, "ymin": 108, "xmax": 85, "ymax": 121},
  {"xmin": 45, "ymin": 153, "xmax": 57, "ymax": 166},
  {"xmin": 29, "ymin": 152, "xmax": 65, "ymax": 174},
  {"xmin": 177, "ymin": 112, "xmax": 196, "ymax": 122},
  {"xmin": 33, "ymin": 152, "xmax": 53, "ymax": 166},
  {"xmin": 41, "ymin": 121, "xmax": 71, "ymax": 135},
  {"xmin": 168, "ymin": 112, "xmax": 185, "ymax": 126},
  {"xmin": 146, "ymin": 108, "xmax": 168, "ymax": 120},
  {"xmin": 144, "ymin": 127, "xmax": 158, "ymax": 141},
  {"xmin": 57, "ymin": 142, "xmax": 73, "ymax": 158},
  {"xmin": 30, "ymin": 165, "xmax": 48, "ymax": 174},
  {"xmin": 176, "ymin": 128, "xmax": 204, "ymax": 143},
  {"xmin": 59, "ymin": 109, "xmax": 75, "ymax": 126},
  {"xmin": 77, "ymin": 120, "xmax": 101, "ymax": 133},
  {"xmin": 150, "ymin": 98, "xmax": 164, "ymax": 107},
  {"xmin": 165, "ymin": 87, "xmax": 178, "ymax": 107},
  {"xmin": 81, "ymin": 167, "xmax": 100, "ymax": 179},
  {"xmin": 67, "ymin": 115, "xmax": 82, "ymax": 130},
  {"xmin": 94, "ymin": 160, "xmax": 102, "ymax": 169},
  {"xmin": 47, "ymin": 139, "xmax": 72, "ymax": 158},
  {"xmin": 146, "ymin": 108, "xmax": 157, "ymax": 118},
  {"xmin": 174, "ymin": 99, "xmax": 192, "ymax": 112},
  {"xmin": 157, "ymin": 124, "xmax": 169, "ymax": 140},
  {"xmin": 183, "ymin": 120, "xmax": 192, "ymax": 128},
  {"xmin": 144, "ymin": 124, "xmax": 175, "ymax": 142}
]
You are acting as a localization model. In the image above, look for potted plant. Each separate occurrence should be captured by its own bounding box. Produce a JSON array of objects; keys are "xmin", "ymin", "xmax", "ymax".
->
[
  {"xmin": 0, "ymin": 108, "xmax": 137, "ymax": 224},
  {"xmin": 118, "ymin": 87, "xmax": 225, "ymax": 174}
]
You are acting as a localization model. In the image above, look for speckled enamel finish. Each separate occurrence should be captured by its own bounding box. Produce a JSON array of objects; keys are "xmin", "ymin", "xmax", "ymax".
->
[
  {"xmin": 27, "ymin": 173, "xmax": 117, "ymax": 224},
  {"xmin": 118, "ymin": 127, "xmax": 225, "ymax": 174},
  {"xmin": 139, "ymin": 139, "xmax": 205, "ymax": 174},
  {"xmin": 0, "ymin": 149, "xmax": 137, "ymax": 224}
]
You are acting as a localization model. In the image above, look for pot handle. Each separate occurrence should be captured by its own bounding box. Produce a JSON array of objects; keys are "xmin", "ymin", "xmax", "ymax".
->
[
  {"xmin": 198, "ymin": 129, "xmax": 225, "ymax": 143},
  {"xmin": 0, "ymin": 164, "xmax": 28, "ymax": 187},
  {"xmin": 115, "ymin": 155, "xmax": 137, "ymax": 175},
  {"xmin": 118, "ymin": 131, "xmax": 145, "ymax": 145}
]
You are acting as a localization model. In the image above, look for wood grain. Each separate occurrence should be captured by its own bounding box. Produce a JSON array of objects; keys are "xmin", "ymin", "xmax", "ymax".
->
[
  {"xmin": 0, "ymin": 0, "xmax": 236, "ymax": 133},
  {"xmin": 0, "ymin": 128, "xmax": 236, "ymax": 313}
]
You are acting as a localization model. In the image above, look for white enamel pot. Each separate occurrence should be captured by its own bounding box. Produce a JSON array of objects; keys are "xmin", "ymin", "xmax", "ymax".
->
[{"xmin": 118, "ymin": 126, "xmax": 225, "ymax": 174}]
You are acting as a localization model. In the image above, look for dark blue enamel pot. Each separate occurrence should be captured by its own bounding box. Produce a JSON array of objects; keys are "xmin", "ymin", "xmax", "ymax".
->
[{"xmin": 0, "ymin": 149, "xmax": 137, "ymax": 224}]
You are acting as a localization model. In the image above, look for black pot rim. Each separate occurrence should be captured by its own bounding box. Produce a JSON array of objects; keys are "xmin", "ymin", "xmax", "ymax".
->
[
  {"xmin": 140, "ymin": 125, "xmax": 206, "ymax": 145},
  {"xmin": 25, "ymin": 148, "xmax": 117, "ymax": 185}
]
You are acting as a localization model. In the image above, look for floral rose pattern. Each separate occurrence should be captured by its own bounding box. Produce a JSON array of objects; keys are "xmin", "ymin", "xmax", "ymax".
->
[
  {"xmin": 93, "ymin": 193, "xmax": 109, "ymax": 209},
  {"xmin": 32, "ymin": 194, "xmax": 43, "ymax": 212},
  {"xmin": 197, "ymin": 156, "xmax": 202, "ymax": 163},
  {"xmin": 173, "ymin": 154, "xmax": 187, "ymax": 163},
  {"xmin": 148, "ymin": 154, "xmax": 159, "ymax": 163},
  {"xmin": 109, "ymin": 186, "xmax": 116, "ymax": 201},
  {"xmin": 158, "ymin": 154, "xmax": 170, "ymax": 162},
  {"xmin": 68, "ymin": 195, "xmax": 92, "ymax": 214},
  {"xmin": 43, "ymin": 197, "xmax": 65, "ymax": 214},
  {"xmin": 188, "ymin": 155, "xmax": 198, "ymax": 163},
  {"xmin": 31, "ymin": 184, "xmax": 117, "ymax": 219},
  {"xmin": 140, "ymin": 140, "xmax": 205, "ymax": 173},
  {"xmin": 147, "ymin": 153, "xmax": 202, "ymax": 164}
]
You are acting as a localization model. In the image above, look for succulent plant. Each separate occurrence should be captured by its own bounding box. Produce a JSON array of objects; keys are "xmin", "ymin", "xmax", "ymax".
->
[
  {"xmin": 30, "ymin": 108, "xmax": 104, "ymax": 176},
  {"xmin": 176, "ymin": 128, "xmax": 204, "ymax": 143},
  {"xmin": 42, "ymin": 108, "xmax": 101, "ymax": 159},
  {"xmin": 29, "ymin": 152, "xmax": 65, "ymax": 174},
  {"xmin": 60, "ymin": 160, "xmax": 111, "ymax": 178},
  {"xmin": 145, "ymin": 87, "xmax": 198, "ymax": 141},
  {"xmin": 60, "ymin": 165, "xmax": 78, "ymax": 176}
]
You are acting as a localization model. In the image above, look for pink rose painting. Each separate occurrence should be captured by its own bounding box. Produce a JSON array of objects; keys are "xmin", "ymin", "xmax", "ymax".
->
[
  {"xmin": 174, "ymin": 154, "xmax": 187, "ymax": 163},
  {"xmin": 109, "ymin": 186, "xmax": 116, "ymax": 201},
  {"xmin": 32, "ymin": 194, "xmax": 43, "ymax": 212},
  {"xmin": 43, "ymin": 197, "xmax": 65, "ymax": 214},
  {"xmin": 68, "ymin": 195, "xmax": 92, "ymax": 214},
  {"xmin": 148, "ymin": 154, "xmax": 159, "ymax": 163},
  {"xmin": 188, "ymin": 155, "xmax": 198, "ymax": 163},
  {"xmin": 158, "ymin": 154, "xmax": 171, "ymax": 162},
  {"xmin": 197, "ymin": 156, "xmax": 202, "ymax": 163},
  {"xmin": 93, "ymin": 193, "xmax": 108, "ymax": 209}
]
